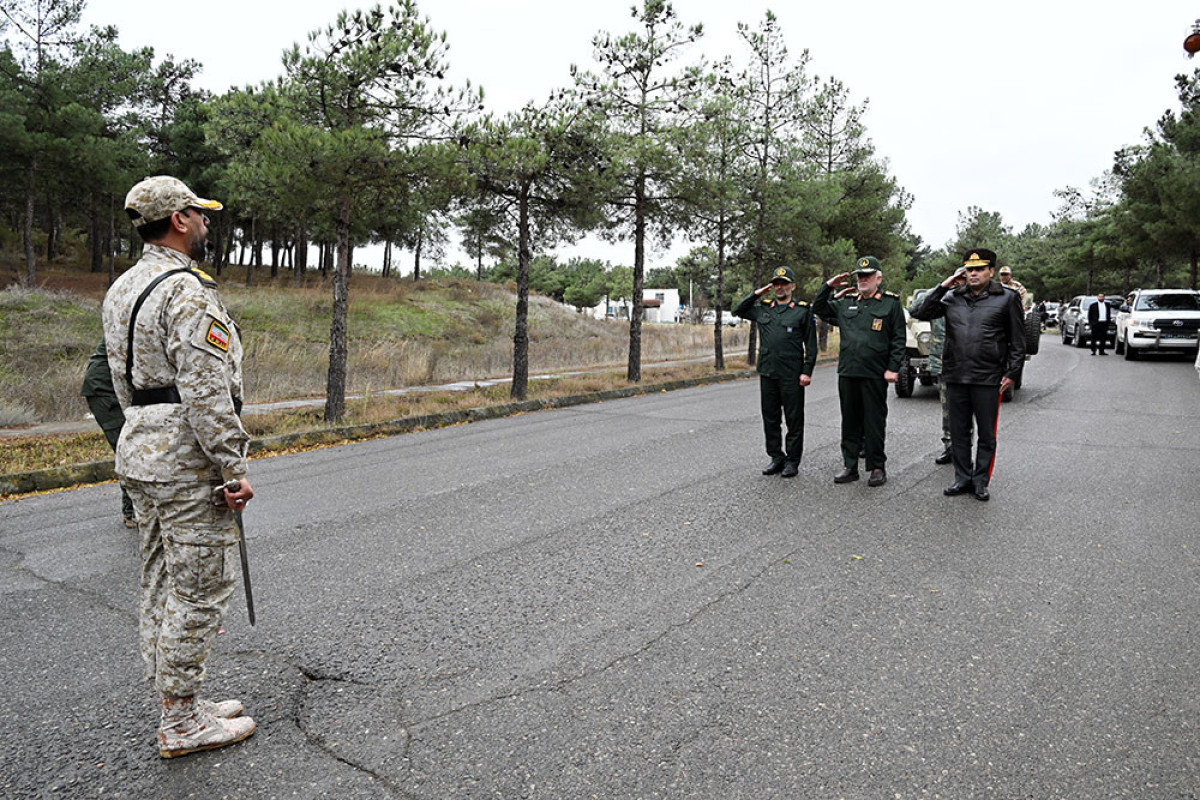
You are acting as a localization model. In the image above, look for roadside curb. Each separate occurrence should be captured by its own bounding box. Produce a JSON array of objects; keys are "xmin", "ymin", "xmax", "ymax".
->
[{"xmin": 1, "ymin": 369, "xmax": 757, "ymax": 497}]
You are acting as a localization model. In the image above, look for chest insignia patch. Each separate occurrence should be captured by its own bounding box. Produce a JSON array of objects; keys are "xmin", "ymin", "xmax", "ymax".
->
[
  {"xmin": 206, "ymin": 320, "xmax": 231, "ymax": 352},
  {"xmin": 871, "ymin": 318, "xmax": 883, "ymax": 331}
]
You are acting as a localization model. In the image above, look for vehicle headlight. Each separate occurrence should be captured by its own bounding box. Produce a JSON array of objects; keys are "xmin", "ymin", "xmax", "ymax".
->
[{"xmin": 1130, "ymin": 317, "xmax": 1157, "ymax": 330}]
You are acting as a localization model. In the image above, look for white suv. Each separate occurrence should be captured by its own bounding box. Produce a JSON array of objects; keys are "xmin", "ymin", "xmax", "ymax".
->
[{"xmin": 1115, "ymin": 289, "xmax": 1200, "ymax": 360}]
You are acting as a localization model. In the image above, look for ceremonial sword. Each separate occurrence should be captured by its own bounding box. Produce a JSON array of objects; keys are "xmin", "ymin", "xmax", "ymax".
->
[{"xmin": 224, "ymin": 479, "xmax": 256, "ymax": 626}]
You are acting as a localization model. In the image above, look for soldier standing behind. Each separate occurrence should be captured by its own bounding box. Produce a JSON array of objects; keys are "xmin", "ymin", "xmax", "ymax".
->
[
  {"xmin": 812, "ymin": 256, "xmax": 906, "ymax": 487},
  {"xmin": 733, "ymin": 266, "xmax": 818, "ymax": 478},
  {"xmin": 102, "ymin": 176, "xmax": 256, "ymax": 758},
  {"xmin": 80, "ymin": 339, "xmax": 136, "ymax": 527}
]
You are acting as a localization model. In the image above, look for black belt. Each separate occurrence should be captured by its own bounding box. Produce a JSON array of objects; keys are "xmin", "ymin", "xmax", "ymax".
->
[
  {"xmin": 130, "ymin": 386, "xmax": 182, "ymax": 406},
  {"xmin": 129, "ymin": 387, "xmax": 242, "ymax": 415}
]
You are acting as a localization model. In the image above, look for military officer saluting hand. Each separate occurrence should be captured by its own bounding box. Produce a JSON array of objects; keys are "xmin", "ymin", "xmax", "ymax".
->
[
  {"xmin": 812, "ymin": 256, "xmax": 906, "ymax": 487},
  {"xmin": 734, "ymin": 266, "xmax": 818, "ymax": 478},
  {"xmin": 102, "ymin": 176, "xmax": 256, "ymax": 759}
]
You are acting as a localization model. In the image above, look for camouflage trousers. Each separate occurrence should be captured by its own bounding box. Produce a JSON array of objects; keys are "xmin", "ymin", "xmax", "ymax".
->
[{"xmin": 123, "ymin": 478, "xmax": 239, "ymax": 697}]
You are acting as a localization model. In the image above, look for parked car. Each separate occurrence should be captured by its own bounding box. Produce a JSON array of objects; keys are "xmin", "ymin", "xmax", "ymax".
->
[
  {"xmin": 1059, "ymin": 295, "xmax": 1121, "ymax": 349},
  {"xmin": 1114, "ymin": 288, "xmax": 1200, "ymax": 359},
  {"xmin": 701, "ymin": 310, "xmax": 741, "ymax": 327},
  {"xmin": 1041, "ymin": 301, "xmax": 1060, "ymax": 328}
]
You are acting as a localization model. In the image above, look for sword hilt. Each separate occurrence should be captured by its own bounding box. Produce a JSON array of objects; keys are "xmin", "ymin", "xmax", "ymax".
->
[{"xmin": 224, "ymin": 478, "xmax": 242, "ymax": 493}]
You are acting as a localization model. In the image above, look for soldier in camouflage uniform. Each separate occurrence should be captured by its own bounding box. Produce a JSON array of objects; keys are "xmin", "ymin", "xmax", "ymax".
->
[
  {"xmin": 80, "ymin": 339, "xmax": 135, "ymax": 526},
  {"xmin": 102, "ymin": 176, "xmax": 257, "ymax": 758}
]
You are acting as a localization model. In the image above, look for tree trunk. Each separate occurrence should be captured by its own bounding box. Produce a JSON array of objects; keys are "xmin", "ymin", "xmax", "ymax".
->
[
  {"xmin": 714, "ymin": 213, "xmax": 726, "ymax": 371},
  {"xmin": 412, "ymin": 230, "xmax": 423, "ymax": 281},
  {"xmin": 45, "ymin": 202, "xmax": 59, "ymax": 261},
  {"xmin": 1191, "ymin": 250, "xmax": 1198, "ymax": 291},
  {"xmin": 89, "ymin": 192, "xmax": 103, "ymax": 274},
  {"xmin": 382, "ymin": 238, "xmax": 392, "ymax": 278},
  {"xmin": 270, "ymin": 223, "xmax": 280, "ymax": 278},
  {"xmin": 627, "ymin": 174, "xmax": 646, "ymax": 383},
  {"xmin": 511, "ymin": 186, "xmax": 532, "ymax": 400},
  {"xmin": 325, "ymin": 196, "xmax": 353, "ymax": 423},
  {"xmin": 294, "ymin": 225, "xmax": 308, "ymax": 287},
  {"xmin": 106, "ymin": 195, "xmax": 116, "ymax": 286},
  {"xmin": 23, "ymin": 161, "xmax": 37, "ymax": 287}
]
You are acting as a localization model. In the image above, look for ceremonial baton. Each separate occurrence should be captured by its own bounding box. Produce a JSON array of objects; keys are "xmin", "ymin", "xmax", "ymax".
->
[{"xmin": 224, "ymin": 479, "xmax": 256, "ymax": 626}]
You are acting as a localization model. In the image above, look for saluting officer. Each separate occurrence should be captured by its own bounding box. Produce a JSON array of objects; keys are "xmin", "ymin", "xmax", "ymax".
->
[
  {"xmin": 734, "ymin": 266, "xmax": 818, "ymax": 478},
  {"xmin": 812, "ymin": 256, "xmax": 906, "ymax": 487},
  {"xmin": 102, "ymin": 176, "xmax": 256, "ymax": 758}
]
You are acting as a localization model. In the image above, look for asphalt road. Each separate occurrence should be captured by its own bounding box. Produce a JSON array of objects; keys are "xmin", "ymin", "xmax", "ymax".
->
[{"xmin": 3, "ymin": 335, "xmax": 1199, "ymax": 799}]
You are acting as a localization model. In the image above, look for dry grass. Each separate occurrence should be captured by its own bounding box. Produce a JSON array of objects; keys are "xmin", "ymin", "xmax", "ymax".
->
[{"xmin": 2, "ymin": 264, "xmax": 753, "ymax": 425}]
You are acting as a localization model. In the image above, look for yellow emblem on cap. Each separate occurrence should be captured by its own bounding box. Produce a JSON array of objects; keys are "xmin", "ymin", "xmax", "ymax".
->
[
  {"xmin": 775, "ymin": 267, "xmax": 787, "ymax": 277},
  {"xmin": 964, "ymin": 252, "xmax": 989, "ymax": 267},
  {"xmin": 859, "ymin": 258, "xmax": 869, "ymax": 268}
]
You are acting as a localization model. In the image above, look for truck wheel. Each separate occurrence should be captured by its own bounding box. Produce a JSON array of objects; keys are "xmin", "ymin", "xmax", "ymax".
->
[
  {"xmin": 895, "ymin": 362, "xmax": 915, "ymax": 398},
  {"xmin": 1023, "ymin": 313, "xmax": 1041, "ymax": 356},
  {"xmin": 1073, "ymin": 326, "xmax": 1086, "ymax": 348}
]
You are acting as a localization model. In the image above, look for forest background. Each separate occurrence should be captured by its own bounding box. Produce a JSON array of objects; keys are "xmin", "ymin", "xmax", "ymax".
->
[{"xmin": 4, "ymin": 0, "xmax": 1200, "ymax": 429}]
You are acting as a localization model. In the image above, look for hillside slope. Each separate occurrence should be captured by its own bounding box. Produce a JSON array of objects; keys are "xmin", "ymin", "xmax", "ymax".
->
[{"xmin": 1, "ymin": 270, "xmax": 747, "ymax": 426}]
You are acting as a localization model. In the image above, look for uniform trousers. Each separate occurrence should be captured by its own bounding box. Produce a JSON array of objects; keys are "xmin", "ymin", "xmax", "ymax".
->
[
  {"xmin": 123, "ymin": 478, "xmax": 239, "ymax": 697},
  {"xmin": 759, "ymin": 375, "xmax": 805, "ymax": 463},
  {"xmin": 945, "ymin": 382, "xmax": 1002, "ymax": 487},
  {"xmin": 838, "ymin": 376, "xmax": 888, "ymax": 469},
  {"xmin": 937, "ymin": 380, "xmax": 973, "ymax": 447}
]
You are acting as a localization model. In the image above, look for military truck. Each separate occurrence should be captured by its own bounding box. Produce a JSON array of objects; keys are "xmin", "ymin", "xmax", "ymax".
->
[{"xmin": 896, "ymin": 287, "xmax": 1041, "ymax": 401}]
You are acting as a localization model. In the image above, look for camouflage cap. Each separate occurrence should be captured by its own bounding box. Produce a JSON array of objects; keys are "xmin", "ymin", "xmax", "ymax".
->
[
  {"xmin": 854, "ymin": 255, "xmax": 882, "ymax": 276},
  {"xmin": 769, "ymin": 265, "xmax": 796, "ymax": 284},
  {"xmin": 125, "ymin": 176, "xmax": 222, "ymax": 227}
]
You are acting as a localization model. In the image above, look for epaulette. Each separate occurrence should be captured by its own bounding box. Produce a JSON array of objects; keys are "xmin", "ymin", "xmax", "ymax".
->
[
  {"xmin": 884, "ymin": 291, "xmax": 900, "ymax": 298},
  {"xmin": 795, "ymin": 300, "xmax": 809, "ymax": 307},
  {"xmin": 189, "ymin": 267, "xmax": 218, "ymax": 288}
]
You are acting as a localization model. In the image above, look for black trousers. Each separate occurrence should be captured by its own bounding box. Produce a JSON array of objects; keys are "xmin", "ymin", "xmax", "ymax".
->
[
  {"xmin": 838, "ymin": 376, "xmax": 888, "ymax": 470},
  {"xmin": 946, "ymin": 382, "xmax": 1002, "ymax": 487},
  {"xmin": 760, "ymin": 375, "xmax": 805, "ymax": 463},
  {"xmin": 1089, "ymin": 323, "xmax": 1108, "ymax": 353}
]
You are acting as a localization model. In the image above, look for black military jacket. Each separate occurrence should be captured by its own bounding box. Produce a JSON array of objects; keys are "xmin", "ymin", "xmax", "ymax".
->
[
  {"xmin": 912, "ymin": 280, "xmax": 1025, "ymax": 384},
  {"xmin": 733, "ymin": 293, "xmax": 818, "ymax": 380},
  {"xmin": 812, "ymin": 283, "xmax": 906, "ymax": 378}
]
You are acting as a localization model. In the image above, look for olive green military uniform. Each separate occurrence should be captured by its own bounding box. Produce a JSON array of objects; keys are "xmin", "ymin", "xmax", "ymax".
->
[
  {"xmin": 80, "ymin": 339, "xmax": 134, "ymax": 523},
  {"xmin": 813, "ymin": 282, "xmax": 906, "ymax": 470},
  {"xmin": 734, "ymin": 289, "xmax": 818, "ymax": 465}
]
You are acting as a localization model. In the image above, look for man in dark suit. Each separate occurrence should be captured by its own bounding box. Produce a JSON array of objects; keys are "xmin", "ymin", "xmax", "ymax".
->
[
  {"xmin": 912, "ymin": 249, "xmax": 1025, "ymax": 501},
  {"xmin": 1087, "ymin": 293, "xmax": 1111, "ymax": 355}
]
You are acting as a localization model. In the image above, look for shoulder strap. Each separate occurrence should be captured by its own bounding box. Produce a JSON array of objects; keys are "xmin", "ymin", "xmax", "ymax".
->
[{"xmin": 125, "ymin": 268, "xmax": 204, "ymax": 390}]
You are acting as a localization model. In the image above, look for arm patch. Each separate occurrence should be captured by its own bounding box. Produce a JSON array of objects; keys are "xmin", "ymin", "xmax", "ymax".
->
[{"xmin": 204, "ymin": 318, "xmax": 231, "ymax": 353}]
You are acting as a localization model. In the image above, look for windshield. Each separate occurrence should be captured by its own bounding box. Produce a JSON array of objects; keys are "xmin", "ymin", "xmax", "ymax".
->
[{"xmin": 1135, "ymin": 293, "xmax": 1200, "ymax": 312}]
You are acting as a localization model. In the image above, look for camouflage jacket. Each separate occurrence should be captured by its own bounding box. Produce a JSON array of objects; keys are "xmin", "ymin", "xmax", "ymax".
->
[
  {"xmin": 102, "ymin": 245, "xmax": 247, "ymax": 483},
  {"xmin": 927, "ymin": 317, "xmax": 946, "ymax": 376}
]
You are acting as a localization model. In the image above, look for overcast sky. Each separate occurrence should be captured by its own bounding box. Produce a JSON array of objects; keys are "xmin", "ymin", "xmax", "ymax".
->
[{"xmin": 80, "ymin": 0, "xmax": 1200, "ymax": 270}]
